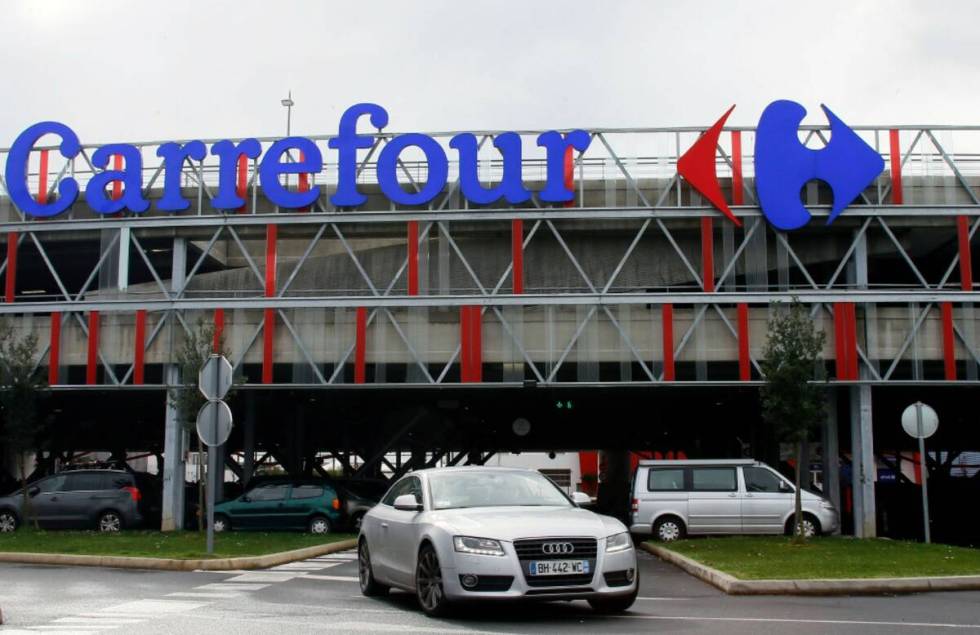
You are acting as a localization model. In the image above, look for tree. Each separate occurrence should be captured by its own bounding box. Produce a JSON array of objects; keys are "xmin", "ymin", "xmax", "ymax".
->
[
  {"xmin": 0, "ymin": 318, "xmax": 46, "ymax": 529},
  {"xmin": 759, "ymin": 300, "xmax": 827, "ymax": 543},
  {"xmin": 168, "ymin": 317, "xmax": 225, "ymax": 532}
]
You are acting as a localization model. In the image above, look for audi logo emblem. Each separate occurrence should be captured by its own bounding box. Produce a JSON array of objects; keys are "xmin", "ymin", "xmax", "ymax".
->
[{"xmin": 542, "ymin": 542, "xmax": 574, "ymax": 555}]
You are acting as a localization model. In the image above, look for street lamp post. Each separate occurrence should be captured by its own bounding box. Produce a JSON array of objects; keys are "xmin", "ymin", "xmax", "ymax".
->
[{"xmin": 281, "ymin": 91, "xmax": 294, "ymax": 137}]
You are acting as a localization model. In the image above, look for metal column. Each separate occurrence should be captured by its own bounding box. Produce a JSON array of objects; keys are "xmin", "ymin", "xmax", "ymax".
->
[
  {"xmin": 161, "ymin": 237, "xmax": 187, "ymax": 531},
  {"xmin": 850, "ymin": 229, "xmax": 877, "ymax": 537},
  {"xmin": 821, "ymin": 390, "xmax": 841, "ymax": 533},
  {"xmin": 161, "ymin": 364, "xmax": 185, "ymax": 531}
]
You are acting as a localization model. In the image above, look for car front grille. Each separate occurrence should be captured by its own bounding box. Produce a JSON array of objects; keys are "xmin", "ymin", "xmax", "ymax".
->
[{"xmin": 513, "ymin": 537, "xmax": 597, "ymax": 588}]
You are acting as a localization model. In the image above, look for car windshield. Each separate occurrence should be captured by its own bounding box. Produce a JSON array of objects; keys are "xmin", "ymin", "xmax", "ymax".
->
[{"xmin": 428, "ymin": 471, "xmax": 571, "ymax": 510}]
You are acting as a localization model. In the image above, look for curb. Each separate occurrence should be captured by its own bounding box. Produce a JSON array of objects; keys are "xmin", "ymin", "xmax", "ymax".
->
[
  {"xmin": 640, "ymin": 542, "xmax": 980, "ymax": 595},
  {"xmin": 0, "ymin": 538, "xmax": 357, "ymax": 572}
]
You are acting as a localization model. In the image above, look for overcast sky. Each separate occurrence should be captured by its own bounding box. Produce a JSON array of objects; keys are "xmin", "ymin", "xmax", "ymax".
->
[{"xmin": 1, "ymin": 0, "xmax": 977, "ymax": 145}]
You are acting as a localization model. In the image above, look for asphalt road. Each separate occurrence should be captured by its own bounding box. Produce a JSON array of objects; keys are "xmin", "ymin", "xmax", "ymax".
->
[{"xmin": 2, "ymin": 547, "xmax": 980, "ymax": 634}]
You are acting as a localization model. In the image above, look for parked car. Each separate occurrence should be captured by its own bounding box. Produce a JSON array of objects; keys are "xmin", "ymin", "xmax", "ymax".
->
[
  {"xmin": 0, "ymin": 469, "xmax": 144, "ymax": 532},
  {"xmin": 212, "ymin": 480, "xmax": 343, "ymax": 534},
  {"xmin": 358, "ymin": 467, "xmax": 638, "ymax": 617},
  {"xmin": 630, "ymin": 459, "xmax": 839, "ymax": 541},
  {"xmin": 332, "ymin": 479, "xmax": 384, "ymax": 531}
]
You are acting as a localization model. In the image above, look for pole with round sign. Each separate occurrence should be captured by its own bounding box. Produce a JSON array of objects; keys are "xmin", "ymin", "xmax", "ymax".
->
[
  {"xmin": 901, "ymin": 401, "xmax": 938, "ymax": 544},
  {"xmin": 197, "ymin": 354, "xmax": 234, "ymax": 555}
]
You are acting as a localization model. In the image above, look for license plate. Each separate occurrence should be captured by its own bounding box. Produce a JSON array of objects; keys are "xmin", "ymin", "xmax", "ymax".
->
[{"xmin": 529, "ymin": 559, "xmax": 589, "ymax": 576}]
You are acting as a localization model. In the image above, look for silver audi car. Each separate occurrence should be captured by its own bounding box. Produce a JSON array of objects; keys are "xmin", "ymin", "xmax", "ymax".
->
[{"xmin": 358, "ymin": 467, "xmax": 639, "ymax": 616}]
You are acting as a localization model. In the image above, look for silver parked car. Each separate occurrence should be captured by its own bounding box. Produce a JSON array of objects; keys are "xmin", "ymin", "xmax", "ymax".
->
[
  {"xmin": 358, "ymin": 467, "xmax": 639, "ymax": 616},
  {"xmin": 630, "ymin": 459, "xmax": 839, "ymax": 541}
]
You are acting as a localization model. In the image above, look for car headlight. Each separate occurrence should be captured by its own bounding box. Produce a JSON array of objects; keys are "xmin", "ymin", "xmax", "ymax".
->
[
  {"xmin": 606, "ymin": 532, "xmax": 632, "ymax": 553},
  {"xmin": 453, "ymin": 536, "xmax": 505, "ymax": 556}
]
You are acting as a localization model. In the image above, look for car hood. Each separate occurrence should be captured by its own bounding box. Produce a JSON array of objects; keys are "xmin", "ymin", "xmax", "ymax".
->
[{"xmin": 425, "ymin": 506, "xmax": 624, "ymax": 541}]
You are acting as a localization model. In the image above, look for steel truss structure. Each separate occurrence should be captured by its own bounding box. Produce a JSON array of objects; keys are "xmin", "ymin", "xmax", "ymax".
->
[{"xmin": 1, "ymin": 123, "xmax": 980, "ymax": 390}]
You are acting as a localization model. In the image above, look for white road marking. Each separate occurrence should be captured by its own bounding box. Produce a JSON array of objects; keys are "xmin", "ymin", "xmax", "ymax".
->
[
  {"xmin": 101, "ymin": 599, "xmax": 209, "ymax": 615},
  {"xmin": 613, "ymin": 615, "xmax": 980, "ymax": 629},
  {"xmin": 193, "ymin": 583, "xmax": 270, "ymax": 592},
  {"xmin": 223, "ymin": 572, "xmax": 303, "ymax": 583},
  {"xmin": 53, "ymin": 617, "xmax": 144, "ymax": 624},
  {"xmin": 166, "ymin": 591, "xmax": 243, "ymax": 599},
  {"xmin": 302, "ymin": 574, "xmax": 360, "ymax": 582}
]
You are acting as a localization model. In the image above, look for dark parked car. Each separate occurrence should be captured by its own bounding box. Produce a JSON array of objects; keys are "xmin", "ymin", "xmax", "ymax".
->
[
  {"xmin": 213, "ymin": 480, "xmax": 343, "ymax": 534},
  {"xmin": 0, "ymin": 469, "xmax": 144, "ymax": 532},
  {"xmin": 331, "ymin": 479, "xmax": 384, "ymax": 531}
]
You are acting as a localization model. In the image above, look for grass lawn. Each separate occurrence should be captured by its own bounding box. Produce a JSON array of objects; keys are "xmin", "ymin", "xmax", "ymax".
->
[
  {"xmin": 0, "ymin": 529, "xmax": 354, "ymax": 560},
  {"xmin": 656, "ymin": 536, "xmax": 980, "ymax": 580}
]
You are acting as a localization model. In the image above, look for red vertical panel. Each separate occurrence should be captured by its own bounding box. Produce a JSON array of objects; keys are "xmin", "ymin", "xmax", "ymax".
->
[
  {"xmin": 262, "ymin": 308, "xmax": 275, "ymax": 384},
  {"xmin": 237, "ymin": 154, "xmax": 249, "ymax": 213},
  {"xmin": 662, "ymin": 304, "xmax": 675, "ymax": 381},
  {"xmin": 86, "ymin": 311, "xmax": 100, "ymax": 385},
  {"xmin": 511, "ymin": 219, "xmax": 524, "ymax": 294},
  {"xmin": 737, "ymin": 303, "xmax": 750, "ymax": 381},
  {"xmin": 470, "ymin": 306, "xmax": 483, "ymax": 382},
  {"xmin": 262, "ymin": 225, "xmax": 277, "ymax": 384},
  {"xmin": 38, "ymin": 149, "xmax": 49, "ymax": 204},
  {"xmin": 134, "ymin": 309, "xmax": 146, "ymax": 385},
  {"xmin": 833, "ymin": 302, "xmax": 847, "ymax": 380},
  {"xmin": 957, "ymin": 215, "xmax": 973, "ymax": 291},
  {"xmin": 5, "ymin": 233, "xmax": 16, "ymax": 303},
  {"xmin": 730, "ymin": 131, "xmax": 743, "ymax": 206},
  {"xmin": 213, "ymin": 308, "xmax": 225, "ymax": 353},
  {"xmin": 889, "ymin": 129, "xmax": 903, "ymax": 205},
  {"xmin": 840, "ymin": 303, "xmax": 859, "ymax": 380},
  {"xmin": 941, "ymin": 302, "xmax": 957, "ymax": 380},
  {"xmin": 459, "ymin": 307, "xmax": 471, "ymax": 382},
  {"xmin": 48, "ymin": 312, "xmax": 60, "ymax": 385},
  {"xmin": 701, "ymin": 217, "xmax": 714, "ymax": 292},
  {"xmin": 354, "ymin": 307, "xmax": 367, "ymax": 384},
  {"xmin": 298, "ymin": 150, "xmax": 310, "ymax": 213},
  {"xmin": 265, "ymin": 225, "xmax": 278, "ymax": 297},
  {"xmin": 111, "ymin": 154, "xmax": 123, "ymax": 201},
  {"xmin": 563, "ymin": 145, "xmax": 575, "ymax": 208},
  {"xmin": 407, "ymin": 220, "xmax": 419, "ymax": 296}
]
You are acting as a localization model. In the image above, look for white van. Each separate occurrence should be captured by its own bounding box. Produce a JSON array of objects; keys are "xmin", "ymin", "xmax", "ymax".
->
[{"xmin": 630, "ymin": 459, "xmax": 838, "ymax": 541}]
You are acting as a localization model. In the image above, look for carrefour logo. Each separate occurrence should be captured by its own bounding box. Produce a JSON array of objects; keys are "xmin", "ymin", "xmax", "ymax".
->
[
  {"xmin": 4, "ymin": 100, "xmax": 883, "ymax": 231},
  {"xmin": 678, "ymin": 100, "xmax": 885, "ymax": 231}
]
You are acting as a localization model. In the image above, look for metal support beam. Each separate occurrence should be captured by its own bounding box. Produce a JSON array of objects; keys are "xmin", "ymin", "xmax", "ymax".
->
[
  {"xmin": 822, "ymin": 390, "xmax": 841, "ymax": 533},
  {"xmin": 161, "ymin": 364, "xmax": 185, "ymax": 531}
]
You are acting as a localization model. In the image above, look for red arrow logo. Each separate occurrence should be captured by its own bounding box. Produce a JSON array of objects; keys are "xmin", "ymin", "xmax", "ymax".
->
[{"xmin": 677, "ymin": 105, "xmax": 741, "ymax": 226}]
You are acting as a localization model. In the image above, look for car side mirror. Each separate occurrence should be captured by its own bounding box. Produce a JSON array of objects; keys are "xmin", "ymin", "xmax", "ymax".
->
[
  {"xmin": 570, "ymin": 491, "xmax": 591, "ymax": 506},
  {"xmin": 27, "ymin": 486, "xmax": 40, "ymax": 498},
  {"xmin": 779, "ymin": 482, "xmax": 793, "ymax": 493},
  {"xmin": 393, "ymin": 494, "xmax": 422, "ymax": 512},
  {"xmin": 241, "ymin": 495, "xmax": 251, "ymax": 503}
]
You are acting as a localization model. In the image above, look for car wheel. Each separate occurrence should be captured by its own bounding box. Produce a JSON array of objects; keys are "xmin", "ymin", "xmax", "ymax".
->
[
  {"xmin": 358, "ymin": 540, "xmax": 389, "ymax": 597},
  {"xmin": 0, "ymin": 510, "xmax": 18, "ymax": 533},
  {"xmin": 653, "ymin": 516, "xmax": 686, "ymax": 542},
  {"xmin": 98, "ymin": 511, "xmax": 123, "ymax": 533},
  {"xmin": 787, "ymin": 514, "xmax": 820, "ymax": 538},
  {"xmin": 589, "ymin": 568, "xmax": 640, "ymax": 614},
  {"xmin": 308, "ymin": 515, "xmax": 332, "ymax": 535},
  {"xmin": 213, "ymin": 514, "xmax": 230, "ymax": 533},
  {"xmin": 416, "ymin": 543, "xmax": 450, "ymax": 617}
]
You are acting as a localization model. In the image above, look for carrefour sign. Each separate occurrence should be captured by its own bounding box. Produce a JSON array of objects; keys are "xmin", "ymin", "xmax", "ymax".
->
[{"xmin": 3, "ymin": 100, "xmax": 883, "ymax": 231}]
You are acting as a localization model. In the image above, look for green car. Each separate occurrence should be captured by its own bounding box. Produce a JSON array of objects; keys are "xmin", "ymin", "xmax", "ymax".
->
[{"xmin": 213, "ymin": 481, "xmax": 342, "ymax": 534}]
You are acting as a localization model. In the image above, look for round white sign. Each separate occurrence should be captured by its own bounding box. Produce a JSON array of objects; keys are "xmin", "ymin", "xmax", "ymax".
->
[{"xmin": 901, "ymin": 402, "xmax": 938, "ymax": 439}]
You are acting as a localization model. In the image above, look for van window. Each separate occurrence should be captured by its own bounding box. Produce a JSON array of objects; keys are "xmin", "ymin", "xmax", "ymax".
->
[
  {"xmin": 248, "ymin": 484, "xmax": 289, "ymax": 501},
  {"xmin": 743, "ymin": 467, "xmax": 784, "ymax": 493},
  {"xmin": 691, "ymin": 467, "xmax": 736, "ymax": 492},
  {"xmin": 63, "ymin": 473, "xmax": 106, "ymax": 491},
  {"xmin": 647, "ymin": 468, "xmax": 685, "ymax": 491},
  {"xmin": 291, "ymin": 485, "xmax": 324, "ymax": 500}
]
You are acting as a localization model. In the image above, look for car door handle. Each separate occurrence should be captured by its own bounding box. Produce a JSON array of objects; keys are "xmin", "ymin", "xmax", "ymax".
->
[
  {"xmin": 381, "ymin": 522, "xmax": 389, "ymax": 529},
  {"xmin": 728, "ymin": 493, "xmax": 737, "ymax": 498},
  {"xmin": 745, "ymin": 494, "xmax": 754, "ymax": 498},
  {"xmin": 50, "ymin": 496, "xmax": 58, "ymax": 502}
]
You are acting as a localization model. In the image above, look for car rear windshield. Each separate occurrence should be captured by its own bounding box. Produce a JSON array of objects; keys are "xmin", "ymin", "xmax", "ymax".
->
[{"xmin": 428, "ymin": 471, "xmax": 571, "ymax": 510}]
